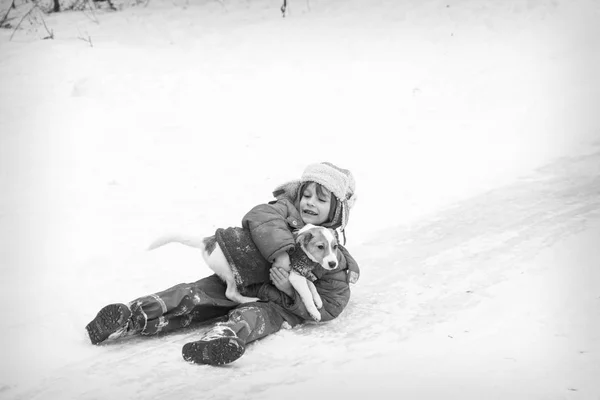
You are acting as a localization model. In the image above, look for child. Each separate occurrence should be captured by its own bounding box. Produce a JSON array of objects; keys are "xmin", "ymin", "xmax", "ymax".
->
[{"xmin": 85, "ymin": 162, "xmax": 360, "ymax": 365}]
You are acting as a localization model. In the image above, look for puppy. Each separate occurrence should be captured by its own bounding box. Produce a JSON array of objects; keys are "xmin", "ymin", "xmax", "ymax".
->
[
  {"xmin": 288, "ymin": 224, "xmax": 340, "ymax": 321},
  {"xmin": 147, "ymin": 224, "xmax": 340, "ymax": 322}
]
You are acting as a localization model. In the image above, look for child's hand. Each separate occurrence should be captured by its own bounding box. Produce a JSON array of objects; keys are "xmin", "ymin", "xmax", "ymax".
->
[
  {"xmin": 272, "ymin": 252, "xmax": 291, "ymax": 272},
  {"xmin": 270, "ymin": 267, "xmax": 294, "ymax": 297}
]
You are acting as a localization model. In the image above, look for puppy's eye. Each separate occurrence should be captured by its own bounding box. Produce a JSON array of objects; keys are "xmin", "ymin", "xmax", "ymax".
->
[
  {"xmin": 317, "ymin": 245, "xmax": 325, "ymax": 250},
  {"xmin": 333, "ymin": 244, "xmax": 338, "ymax": 250}
]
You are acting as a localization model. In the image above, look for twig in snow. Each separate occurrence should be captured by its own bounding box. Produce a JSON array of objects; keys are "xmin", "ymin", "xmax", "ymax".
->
[
  {"xmin": 40, "ymin": 10, "xmax": 54, "ymax": 39},
  {"xmin": 78, "ymin": 31, "xmax": 93, "ymax": 47},
  {"xmin": 9, "ymin": 3, "xmax": 38, "ymax": 40},
  {"xmin": 281, "ymin": 0, "xmax": 311, "ymax": 17}
]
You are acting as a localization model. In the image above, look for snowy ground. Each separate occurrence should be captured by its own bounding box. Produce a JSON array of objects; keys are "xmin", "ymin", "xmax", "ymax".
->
[{"xmin": 1, "ymin": 0, "xmax": 599, "ymax": 399}]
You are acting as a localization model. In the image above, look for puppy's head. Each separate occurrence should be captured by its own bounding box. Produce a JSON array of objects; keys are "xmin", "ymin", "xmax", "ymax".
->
[{"xmin": 295, "ymin": 224, "xmax": 339, "ymax": 270}]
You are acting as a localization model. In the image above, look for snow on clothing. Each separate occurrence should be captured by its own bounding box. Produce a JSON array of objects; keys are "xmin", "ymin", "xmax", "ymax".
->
[
  {"xmin": 128, "ymin": 275, "xmax": 284, "ymax": 342},
  {"xmin": 214, "ymin": 227, "xmax": 318, "ymax": 289},
  {"xmin": 213, "ymin": 227, "xmax": 271, "ymax": 288},
  {"xmin": 127, "ymin": 244, "xmax": 357, "ymax": 341}
]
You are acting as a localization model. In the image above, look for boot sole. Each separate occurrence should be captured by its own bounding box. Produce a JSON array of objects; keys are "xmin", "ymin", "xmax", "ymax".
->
[
  {"xmin": 182, "ymin": 336, "xmax": 245, "ymax": 365},
  {"xmin": 85, "ymin": 303, "xmax": 131, "ymax": 345}
]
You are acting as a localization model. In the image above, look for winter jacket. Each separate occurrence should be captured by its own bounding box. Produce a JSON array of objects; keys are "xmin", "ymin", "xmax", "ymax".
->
[
  {"xmin": 248, "ymin": 244, "xmax": 358, "ymax": 324},
  {"xmin": 241, "ymin": 198, "xmax": 360, "ymax": 277},
  {"xmin": 241, "ymin": 199, "xmax": 360, "ymax": 323},
  {"xmin": 241, "ymin": 198, "xmax": 304, "ymax": 262}
]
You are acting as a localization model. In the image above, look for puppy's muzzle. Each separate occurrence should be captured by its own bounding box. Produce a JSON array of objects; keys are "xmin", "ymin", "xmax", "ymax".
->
[{"xmin": 322, "ymin": 254, "xmax": 338, "ymax": 270}]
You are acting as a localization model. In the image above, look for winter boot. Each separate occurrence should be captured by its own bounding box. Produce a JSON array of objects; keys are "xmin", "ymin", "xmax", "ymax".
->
[
  {"xmin": 128, "ymin": 301, "xmax": 148, "ymax": 334},
  {"xmin": 182, "ymin": 325, "xmax": 245, "ymax": 365},
  {"xmin": 85, "ymin": 303, "xmax": 132, "ymax": 345}
]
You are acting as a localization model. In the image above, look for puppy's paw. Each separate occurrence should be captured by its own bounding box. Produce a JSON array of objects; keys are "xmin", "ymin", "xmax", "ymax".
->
[
  {"xmin": 238, "ymin": 297, "xmax": 261, "ymax": 303},
  {"xmin": 313, "ymin": 296, "xmax": 323, "ymax": 310},
  {"xmin": 308, "ymin": 309, "xmax": 321, "ymax": 322},
  {"xmin": 348, "ymin": 271, "xmax": 359, "ymax": 284}
]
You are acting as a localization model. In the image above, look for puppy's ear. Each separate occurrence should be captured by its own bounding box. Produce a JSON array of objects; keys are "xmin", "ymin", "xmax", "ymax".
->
[
  {"xmin": 294, "ymin": 224, "xmax": 314, "ymax": 239},
  {"xmin": 296, "ymin": 230, "xmax": 313, "ymax": 249},
  {"xmin": 330, "ymin": 229, "xmax": 339, "ymax": 245},
  {"xmin": 301, "ymin": 232, "xmax": 313, "ymax": 247},
  {"xmin": 327, "ymin": 228, "xmax": 340, "ymax": 244}
]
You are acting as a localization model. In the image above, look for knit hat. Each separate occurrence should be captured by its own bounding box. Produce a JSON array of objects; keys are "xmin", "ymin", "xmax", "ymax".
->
[{"xmin": 272, "ymin": 162, "xmax": 356, "ymax": 230}]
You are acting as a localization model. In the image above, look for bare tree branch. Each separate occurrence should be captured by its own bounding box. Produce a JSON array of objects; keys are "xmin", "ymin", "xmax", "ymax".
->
[
  {"xmin": 82, "ymin": 0, "xmax": 99, "ymax": 23},
  {"xmin": 9, "ymin": 3, "xmax": 38, "ymax": 40},
  {"xmin": 1, "ymin": 0, "xmax": 16, "ymax": 27},
  {"xmin": 9, "ymin": 3, "xmax": 54, "ymax": 40},
  {"xmin": 40, "ymin": 9, "xmax": 53, "ymax": 38}
]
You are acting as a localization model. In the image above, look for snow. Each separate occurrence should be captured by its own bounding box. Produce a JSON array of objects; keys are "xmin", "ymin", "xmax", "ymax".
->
[{"xmin": 0, "ymin": 0, "xmax": 599, "ymax": 398}]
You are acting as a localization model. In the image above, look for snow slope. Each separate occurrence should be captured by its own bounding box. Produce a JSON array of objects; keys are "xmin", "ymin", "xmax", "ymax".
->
[{"xmin": 1, "ymin": 0, "xmax": 599, "ymax": 398}]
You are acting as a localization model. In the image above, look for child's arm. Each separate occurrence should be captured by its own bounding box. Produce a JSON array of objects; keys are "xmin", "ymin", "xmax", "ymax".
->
[
  {"xmin": 257, "ymin": 273, "xmax": 350, "ymax": 322},
  {"xmin": 241, "ymin": 199, "xmax": 298, "ymax": 262},
  {"xmin": 254, "ymin": 248, "xmax": 359, "ymax": 322}
]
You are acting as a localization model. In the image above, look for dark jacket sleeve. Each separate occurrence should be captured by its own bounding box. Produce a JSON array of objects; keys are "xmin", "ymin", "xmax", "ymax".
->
[
  {"xmin": 241, "ymin": 200, "xmax": 297, "ymax": 262},
  {"xmin": 252, "ymin": 248, "xmax": 358, "ymax": 322},
  {"xmin": 256, "ymin": 272, "xmax": 350, "ymax": 322}
]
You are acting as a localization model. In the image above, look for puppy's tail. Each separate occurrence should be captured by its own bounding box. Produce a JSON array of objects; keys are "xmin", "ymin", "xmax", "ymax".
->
[{"xmin": 147, "ymin": 234, "xmax": 206, "ymax": 251}]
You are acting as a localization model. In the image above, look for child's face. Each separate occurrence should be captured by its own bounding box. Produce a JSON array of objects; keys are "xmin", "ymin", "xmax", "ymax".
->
[{"xmin": 299, "ymin": 183, "xmax": 331, "ymax": 226}]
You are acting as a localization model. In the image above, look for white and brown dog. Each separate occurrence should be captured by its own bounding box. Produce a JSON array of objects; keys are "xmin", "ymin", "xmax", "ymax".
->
[
  {"xmin": 148, "ymin": 224, "xmax": 340, "ymax": 322},
  {"xmin": 285, "ymin": 224, "xmax": 340, "ymax": 321}
]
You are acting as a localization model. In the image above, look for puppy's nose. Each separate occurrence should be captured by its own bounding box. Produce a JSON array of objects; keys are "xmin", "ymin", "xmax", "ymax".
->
[{"xmin": 328, "ymin": 261, "xmax": 337, "ymax": 268}]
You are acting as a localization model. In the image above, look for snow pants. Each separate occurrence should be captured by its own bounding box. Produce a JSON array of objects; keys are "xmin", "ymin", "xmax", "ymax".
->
[{"xmin": 128, "ymin": 274, "xmax": 287, "ymax": 344}]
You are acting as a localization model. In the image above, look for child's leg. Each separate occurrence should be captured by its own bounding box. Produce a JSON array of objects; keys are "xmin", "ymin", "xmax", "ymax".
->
[
  {"xmin": 131, "ymin": 274, "xmax": 233, "ymax": 321},
  {"xmin": 181, "ymin": 302, "xmax": 287, "ymax": 365},
  {"xmin": 224, "ymin": 302, "xmax": 286, "ymax": 343},
  {"xmin": 140, "ymin": 305, "xmax": 234, "ymax": 336},
  {"xmin": 86, "ymin": 274, "xmax": 237, "ymax": 344},
  {"xmin": 133, "ymin": 274, "xmax": 237, "ymax": 335}
]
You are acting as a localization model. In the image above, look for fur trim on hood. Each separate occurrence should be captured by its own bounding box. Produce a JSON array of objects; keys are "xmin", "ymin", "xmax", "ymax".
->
[{"xmin": 272, "ymin": 162, "xmax": 356, "ymax": 230}]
